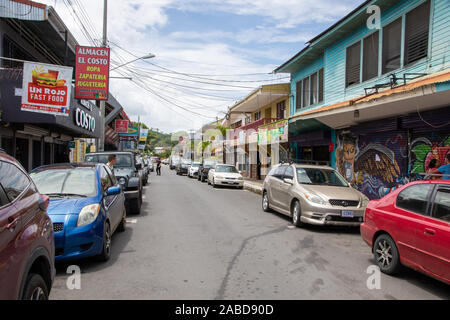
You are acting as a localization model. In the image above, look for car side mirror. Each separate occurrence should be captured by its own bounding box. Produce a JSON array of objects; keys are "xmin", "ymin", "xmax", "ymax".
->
[
  {"xmin": 106, "ymin": 186, "xmax": 121, "ymax": 196},
  {"xmin": 283, "ymin": 178, "xmax": 294, "ymax": 185},
  {"xmin": 38, "ymin": 194, "xmax": 50, "ymax": 211}
]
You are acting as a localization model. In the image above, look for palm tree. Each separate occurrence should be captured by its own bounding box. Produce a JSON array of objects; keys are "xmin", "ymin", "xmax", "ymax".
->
[{"xmin": 215, "ymin": 124, "xmax": 230, "ymax": 163}]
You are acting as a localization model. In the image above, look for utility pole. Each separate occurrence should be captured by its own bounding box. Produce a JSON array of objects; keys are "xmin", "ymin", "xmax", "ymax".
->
[{"xmin": 98, "ymin": 0, "xmax": 107, "ymax": 151}]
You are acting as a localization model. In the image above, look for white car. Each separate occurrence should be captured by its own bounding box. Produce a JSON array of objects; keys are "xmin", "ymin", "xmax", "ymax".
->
[
  {"xmin": 207, "ymin": 164, "xmax": 244, "ymax": 188},
  {"xmin": 187, "ymin": 162, "xmax": 201, "ymax": 178}
]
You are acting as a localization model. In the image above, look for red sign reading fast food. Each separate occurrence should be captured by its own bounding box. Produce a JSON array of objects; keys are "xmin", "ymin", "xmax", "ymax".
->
[{"xmin": 74, "ymin": 46, "xmax": 110, "ymax": 100}]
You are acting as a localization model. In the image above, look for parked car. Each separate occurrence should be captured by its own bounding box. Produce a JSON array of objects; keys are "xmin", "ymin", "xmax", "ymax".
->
[
  {"xmin": 187, "ymin": 162, "xmax": 201, "ymax": 178},
  {"xmin": 262, "ymin": 163, "xmax": 369, "ymax": 227},
  {"xmin": 176, "ymin": 158, "xmax": 191, "ymax": 175},
  {"xmin": 138, "ymin": 155, "xmax": 149, "ymax": 186},
  {"xmin": 207, "ymin": 164, "xmax": 244, "ymax": 188},
  {"xmin": 361, "ymin": 180, "xmax": 450, "ymax": 284},
  {"xmin": 198, "ymin": 160, "xmax": 216, "ymax": 182},
  {"xmin": 0, "ymin": 149, "xmax": 55, "ymax": 300},
  {"xmin": 85, "ymin": 152, "xmax": 143, "ymax": 214},
  {"xmin": 148, "ymin": 159, "xmax": 154, "ymax": 172},
  {"xmin": 170, "ymin": 156, "xmax": 180, "ymax": 170},
  {"xmin": 30, "ymin": 163, "xmax": 126, "ymax": 262}
]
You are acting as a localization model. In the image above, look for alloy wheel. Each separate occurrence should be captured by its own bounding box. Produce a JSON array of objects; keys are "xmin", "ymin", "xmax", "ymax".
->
[
  {"xmin": 30, "ymin": 287, "xmax": 46, "ymax": 300},
  {"xmin": 376, "ymin": 240, "xmax": 393, "ymax": 268}
]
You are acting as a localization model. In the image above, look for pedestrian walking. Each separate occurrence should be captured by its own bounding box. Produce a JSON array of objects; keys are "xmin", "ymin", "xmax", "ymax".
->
[{"xmin": 156, "ymin": 159, "xmax": 162, "ymax": 176}]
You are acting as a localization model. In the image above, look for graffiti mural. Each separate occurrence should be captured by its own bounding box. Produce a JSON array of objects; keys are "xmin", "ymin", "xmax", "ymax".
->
[
  {"xmin": 410, "ymin": 133, "xmax": 450, "ymax": 175},
  {"xmin": 336, "ymin": 131, "xmax": 408, "ymax": 200}
]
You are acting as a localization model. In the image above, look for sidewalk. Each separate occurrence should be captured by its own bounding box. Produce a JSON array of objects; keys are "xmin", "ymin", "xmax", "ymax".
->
[{"xmin": 243, "ymin": 179, "xmax": 263, "ymax": 195}]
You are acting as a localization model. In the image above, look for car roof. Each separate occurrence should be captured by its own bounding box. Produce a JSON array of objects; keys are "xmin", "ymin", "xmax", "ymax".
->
[{"xmin": 31, "ymin": 162, "xmax": 100, "ymax": 173}]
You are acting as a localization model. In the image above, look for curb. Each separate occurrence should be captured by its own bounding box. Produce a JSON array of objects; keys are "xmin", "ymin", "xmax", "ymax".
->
[{"xmin": 244, "ymin": 182, "xmax": 263, "ymax": 195}]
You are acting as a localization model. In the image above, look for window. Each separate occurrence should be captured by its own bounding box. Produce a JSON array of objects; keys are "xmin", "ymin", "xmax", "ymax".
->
[
  {"xmin": 0, "ymin": 161, "xmax": 30, "ymax": 201},
  {"xmin": 245, "ymin": 116, "xmax": 252, "ymax": 125},
  {"xmin": 396, "ymin": 184, "xmax": 433, "ymax": 215},
  {"xmin": 295, "ymin": 81, "xmax": 302, "ymax": 110},
  {"xmin": 404, "ymin": 1, "xmax": 430, "ymax": 65},
  {"xmin": 363, "ymin": 31, "xmax": 379, "ymax": 81},
  {"xmin": 432, "ymin": 188, "xmax": 450, "ymax": 222},
  {"xmin": 100, "ymin": 168, "xmax": 113, "ymax": 191},
  {"xmin": 254, "ymin": 111, "xmax": 261, "ymax": 121},
  {"xmin": 346, "ymin": 41, "xmax": 361, "ymax": 87},
  {"xmin": 274, "ymin": 165, "xmax": 287, "ymax": 179},
  {"xmin": 382, "ymin": 18, "xmax": 402, "ymax": 74},
  {"xmin": 318, "ymin": 68, "xmax": 324, "ymax": 102},
  {"xmin": 276, "ymin": 101, "xmax": 286, "ymax": 119},
  {"xmin": 302, "ymin": 77, "xmax": 310, "ymax": 108},
  {"xmin": 310, "ymin": 72, "xmax": 318, "ymax": 105},
  {"xmin": 284, "ymin": 166, "xmax": 294, "ymax": 179}
]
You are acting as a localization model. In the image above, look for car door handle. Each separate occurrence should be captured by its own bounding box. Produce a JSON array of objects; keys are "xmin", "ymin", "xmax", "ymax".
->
[
  {"xmin": 6, "ymin": 217, "xmax": 19, "ymax": 230},
  {"xmin": 424, "ymin": 228, "xmax": 435, "ymax": 236}
]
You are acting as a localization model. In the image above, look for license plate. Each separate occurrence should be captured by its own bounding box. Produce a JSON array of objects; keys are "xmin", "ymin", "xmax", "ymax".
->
[{"xmin": 341, "ymin": 210, "xmax": 354, "ymax": 218}]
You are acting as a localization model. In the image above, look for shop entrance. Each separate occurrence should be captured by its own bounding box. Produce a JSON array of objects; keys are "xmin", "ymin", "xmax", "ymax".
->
[{"xmin": 15, "ymin": 138, "xmax": 29, "ymax": 171}]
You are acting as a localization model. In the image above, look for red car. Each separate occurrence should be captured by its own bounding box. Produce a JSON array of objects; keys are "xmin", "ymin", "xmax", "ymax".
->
[
  {"xmin": 0, "ymin": 149, "xmax": 55, "ymax": 299},
  {"xmin": 361, "ymin": 180, "xmax": 450, "ymax": 285}
]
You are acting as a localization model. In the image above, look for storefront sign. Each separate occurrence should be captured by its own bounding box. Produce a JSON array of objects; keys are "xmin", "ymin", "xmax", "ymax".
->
[
  {"xmin": 119, "ymin": 126, "xmax": 138, "ymax": 141},
  {"xmin": 258, "ymin": 120, "xmax": 288, "ymax": 144},
  {"xmin": 115, "ymin": 120, "xmax": 129, "ymax": 133},
  {"xmin": 74, "ymin": 46, "xmax": 110, "ymax": 100},
  {"xmin": 21, "ymin": 62, "xmax": 73, "ymax": 116},
  {"xmin": 74, "ymin": 107, "xmax": 96, "ymax": 132}
]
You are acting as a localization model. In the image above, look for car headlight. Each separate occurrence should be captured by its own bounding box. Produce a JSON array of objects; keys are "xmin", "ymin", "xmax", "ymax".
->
[
  {"xmin": 237, "ymin": 176, "xmax": 243, "ymax": 180},
  {"xmin": 304, "ymin": 193, "xmax": 327, "ymax": 205},
  {"xmin": 118, "ymin": 177, "xmax": 126, "ymax": 185},
  {"xmin": 77, "ymin": 204, "xmax": 100, "ymax": 227},
  {"xmin": 361, "ymin": 196, "xmax": 370, "ymax": 207}
]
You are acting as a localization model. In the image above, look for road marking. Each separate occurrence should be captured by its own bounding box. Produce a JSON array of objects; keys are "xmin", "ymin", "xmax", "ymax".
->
[{"xmin": 126, "ymin": 218, "xmax": 137, "ymax": 224}]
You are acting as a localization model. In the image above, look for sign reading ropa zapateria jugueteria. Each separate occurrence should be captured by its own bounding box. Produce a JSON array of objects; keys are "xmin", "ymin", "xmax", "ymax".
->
[{"xmin": 74, "ymin": 46, "xmax": 110, "ymax": 100}]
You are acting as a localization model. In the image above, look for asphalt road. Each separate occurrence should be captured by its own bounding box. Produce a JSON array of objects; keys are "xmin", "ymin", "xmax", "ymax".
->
[{"xmin": 50, "ymin": 165, "xmax": 450, "ymax": 300}]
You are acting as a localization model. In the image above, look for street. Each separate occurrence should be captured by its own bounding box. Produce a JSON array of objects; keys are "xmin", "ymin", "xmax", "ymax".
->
[{"xmin": 50, "ymin": 166, "xmax": 450, "ymax": 300}]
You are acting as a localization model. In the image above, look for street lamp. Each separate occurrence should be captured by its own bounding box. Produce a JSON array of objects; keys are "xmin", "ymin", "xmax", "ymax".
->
[
  {"xmin": 110, "ymin": 53, "xmax": 156, "ymax": 71},
  {"xmin": 99, "ymin": 53, "xmax": 155, "ymax": 152}
]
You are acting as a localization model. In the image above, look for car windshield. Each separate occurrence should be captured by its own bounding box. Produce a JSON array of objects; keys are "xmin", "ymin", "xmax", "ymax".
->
[
  {"xmin": 296, "ymin": 168, "xmax": 349, "ymax": 187},
  {"xmin": 215, "ymin": 165, "xmax": 238, "ymax": 173},
  {"xmin": 204, "ymin": 161, "xmax": 215, "ymax": 167},
  {"xmin": 191, "ymin": 163, "xmax": 200, "ymax": 167},
  {"xmin": 30, "ymin": 167, "xmax": 97, "ymax": 197}
]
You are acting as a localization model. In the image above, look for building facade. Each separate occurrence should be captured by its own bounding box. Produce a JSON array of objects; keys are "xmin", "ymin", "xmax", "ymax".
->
[{"xmin": 275, "ymin": 0, "xmax": 450, "ymax": 199}]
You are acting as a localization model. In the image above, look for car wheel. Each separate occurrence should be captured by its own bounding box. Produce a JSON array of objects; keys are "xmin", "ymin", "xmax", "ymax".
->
[
  {"xmin": 262, "ymin": 191, "xmax": 271, "ymax": 212},
  {"xmin": 98, "ymin": 222, "xmax": 111, "ymax": 262},
  {"xmin": 374, "ymin": 234, "xmax": 401, "ymax": 275},
  {"xmin": 117, "ymin": 207, "xmax": 126, "ymax": 232},
  {"xmin": 22, "ymin": 273, "xmax": 48, "ymax": 300},
  {"xmin": 292, "ymin": 200, "xmax": 305, "ymax": 227}
]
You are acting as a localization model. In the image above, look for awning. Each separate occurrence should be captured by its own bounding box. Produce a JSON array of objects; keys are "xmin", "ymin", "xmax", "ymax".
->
[{"xmin": 230, "ymin": 83, "xmax": 290, "ymax": 113}]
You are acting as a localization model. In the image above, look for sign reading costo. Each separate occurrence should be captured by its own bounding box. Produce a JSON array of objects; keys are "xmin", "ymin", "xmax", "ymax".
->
[{"xmin": 74, "ymin": 108, "xmax": 96, "ymax": 132}]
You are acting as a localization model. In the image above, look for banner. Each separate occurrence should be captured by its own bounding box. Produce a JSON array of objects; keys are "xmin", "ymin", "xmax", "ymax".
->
[
  {"xmin": 139, "ymin": 128, "xmax": 149, "ymax": 142},
  {"xmin": 74, "ymin": 46, "xmax": 110, "ymax": 100},
  {"xmin": 119, "ymin": 126, "xmax": 138, "ymax": 141},
  {"xmin": 21, "ymin": 62, "xmax": 73, "ymax": 116},
  {"xmin": 115, "ymin": 120, "xmax": 129, "ymax": 133}
]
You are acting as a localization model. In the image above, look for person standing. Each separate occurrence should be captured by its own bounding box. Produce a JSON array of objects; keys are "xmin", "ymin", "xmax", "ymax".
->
[
  {"xmin": 156, "ymin": 159, "xmax": 162, "ymax": 176},
  {"xmin": 433, "ymin": 153, "xmax": 450, "ymax": 180},
  {"xmin": 107, "ymin": 154, "xmax": 117, "ymax": 170}
]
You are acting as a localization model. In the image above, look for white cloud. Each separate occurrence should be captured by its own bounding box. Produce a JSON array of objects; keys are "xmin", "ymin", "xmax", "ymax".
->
[{"xmin": 38, "ymin": 0, "xmax": 359, "ymax": 133}]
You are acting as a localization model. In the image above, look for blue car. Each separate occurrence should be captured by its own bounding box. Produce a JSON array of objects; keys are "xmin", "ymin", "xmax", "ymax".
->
[{"xmin": 30, "ymin": 163, "xmax": 126, "ymax": 262}]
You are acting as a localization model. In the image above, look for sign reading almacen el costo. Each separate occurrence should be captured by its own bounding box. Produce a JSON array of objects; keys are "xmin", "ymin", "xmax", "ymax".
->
[{"xmin": 74, "ymin": 46, "xmax": 110, "ymax": 100}]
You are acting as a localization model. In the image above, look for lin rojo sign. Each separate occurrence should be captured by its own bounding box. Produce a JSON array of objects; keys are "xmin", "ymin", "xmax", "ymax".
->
[{"xmin": 74, "ymin": 46, "xmax": 110, "ymax": 100}]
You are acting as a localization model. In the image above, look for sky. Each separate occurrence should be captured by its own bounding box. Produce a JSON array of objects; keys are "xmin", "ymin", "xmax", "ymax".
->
[{"xmin": 40, "ymin": 0, "xmax": 363, "ymax": 133}]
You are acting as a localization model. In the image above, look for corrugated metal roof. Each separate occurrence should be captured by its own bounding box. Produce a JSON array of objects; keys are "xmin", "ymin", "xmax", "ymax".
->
[{"xmin": 0, "ymin": 0, "xmax": 47, "ymax": 21}]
